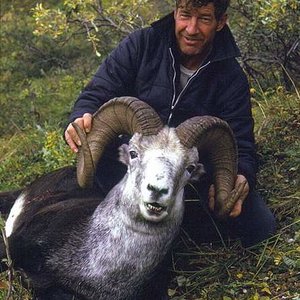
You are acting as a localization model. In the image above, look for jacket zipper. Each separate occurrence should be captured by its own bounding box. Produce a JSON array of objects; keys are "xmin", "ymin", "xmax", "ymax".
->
[
  {"xmin": 168, "ymin": 48, "xmax": 211, "ymax": 125},
  {"xmin": 169, "ymin": 48, "xmax": 177, "ymax": 124}
]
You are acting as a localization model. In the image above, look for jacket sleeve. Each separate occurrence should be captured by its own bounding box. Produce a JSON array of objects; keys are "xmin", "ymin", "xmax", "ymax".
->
[
  {"xmin": 68, "ymin": 31, "xmax": 141, "ymax": 123},
  {"xmin": 215, "ymin": 64, "xmax": 258, "ymax": 189}
]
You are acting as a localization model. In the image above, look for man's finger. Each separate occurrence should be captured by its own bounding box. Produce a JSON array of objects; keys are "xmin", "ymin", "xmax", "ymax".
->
[
  {"xmin": 229, "ymin": 178, "xmax": 249, "ymax": 218},
  {"xmin": 82, "ymin": 113, "xmax": 93, "ymax": 133},
  {"xmin": 65, "ymin": 130, "xmax": 79, "ymax": 153},
  {"xmin": 229, "ymin": 199, "xmax": 243, "ymax": 218},
  {"xmin": 236, "ymin": 179, "xmax": 249, "ymax": 202},
  {"xmin": 69, "ymin": 124, "xmax": 82, "ymax": 146},
  {"xmin": 65, "ymin": 123, "xmax": 82, "ymax": 150}
]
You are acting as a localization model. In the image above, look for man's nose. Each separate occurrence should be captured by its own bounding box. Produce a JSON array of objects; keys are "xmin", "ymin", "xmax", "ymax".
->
[{"xmin": 186, "ymin": 17, "xmax": 199, "ymax": 35}]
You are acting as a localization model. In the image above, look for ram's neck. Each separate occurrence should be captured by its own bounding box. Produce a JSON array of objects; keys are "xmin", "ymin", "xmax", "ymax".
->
[{"xmin": 86, "ymin": 181, "xmax": 182, "ymax": 260}]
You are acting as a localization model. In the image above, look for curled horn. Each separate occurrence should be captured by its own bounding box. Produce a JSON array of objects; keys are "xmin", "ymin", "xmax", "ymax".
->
[
  {"xmin": 176, "ymin": 116, "xmax": 238, "ymax": 218},
  {"xmin": 73, "ymin": 97, "xmax": 164, "ymax": 188}
]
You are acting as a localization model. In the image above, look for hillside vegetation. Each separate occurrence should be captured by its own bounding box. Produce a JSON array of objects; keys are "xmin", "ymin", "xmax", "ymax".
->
[{"xmin": 0, "ymin": 0, "xmax": 299, "ymax": 299}]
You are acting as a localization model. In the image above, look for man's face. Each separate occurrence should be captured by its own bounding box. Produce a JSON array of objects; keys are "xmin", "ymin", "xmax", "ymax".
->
[{"xmin": 174, "ymin": 2, "xmax": 227, "ymax": 57}]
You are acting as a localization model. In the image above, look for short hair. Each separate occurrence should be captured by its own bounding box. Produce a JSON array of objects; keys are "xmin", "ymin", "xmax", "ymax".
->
[{"xmin": 175, "ymin": 0, "xmax": 230, "ymax": 20}]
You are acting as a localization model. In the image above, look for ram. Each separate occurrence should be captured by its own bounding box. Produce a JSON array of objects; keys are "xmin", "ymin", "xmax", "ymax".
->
[{"xmin": 2, "ymin": 97, "xmax": 238, "ymax": 300}]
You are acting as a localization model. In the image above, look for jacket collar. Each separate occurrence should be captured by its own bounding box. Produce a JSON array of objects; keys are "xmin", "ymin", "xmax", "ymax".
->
[{"xmin": 151, "ymin": 13, "xmax": 241, "ymax": 63}]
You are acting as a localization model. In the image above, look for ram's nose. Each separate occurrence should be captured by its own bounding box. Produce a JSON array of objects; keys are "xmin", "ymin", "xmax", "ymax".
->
[{"xmin": 147, "ymin": 184, "xmax": 169, "ymax": 200}]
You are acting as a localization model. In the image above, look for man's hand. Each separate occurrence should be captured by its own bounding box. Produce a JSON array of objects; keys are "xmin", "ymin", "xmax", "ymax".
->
[
  {"xmin": 64, "ymin": 113, "xmax": 93, "ymax": 153},
  {"xmin": 208, "ymin": 174, "xmax": 249, "ymax": 218}
]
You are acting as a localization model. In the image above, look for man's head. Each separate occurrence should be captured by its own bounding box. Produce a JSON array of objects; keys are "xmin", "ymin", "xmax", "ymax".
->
[
  {"xmin": 174, "ymin": 0, "xmax": 229, "ymax": 68},
  {"xmin": 175, "ymin": 0, "xmax": 230, "ymax": 21}
]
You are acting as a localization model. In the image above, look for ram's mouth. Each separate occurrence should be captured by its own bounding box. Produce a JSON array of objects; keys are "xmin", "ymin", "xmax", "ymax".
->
[{"xmin": 145, "ymin": 202, "xmax": 166, "ymax": 215}]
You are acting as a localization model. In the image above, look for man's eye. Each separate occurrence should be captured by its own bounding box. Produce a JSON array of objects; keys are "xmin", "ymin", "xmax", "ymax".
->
[
  {"xmin": 200, "ymin": 16, "xmax": 212, "ymax": 23},
  {"xmin": 129, "ymin": 150, "xmax": 138, "ymax": 159},
  {"xmin": 180, "ymin": 13, "xmax": 190, "ymax": 19}
]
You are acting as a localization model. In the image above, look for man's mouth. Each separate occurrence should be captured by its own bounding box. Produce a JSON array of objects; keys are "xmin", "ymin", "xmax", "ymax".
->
[
  {"xmin": 183, "ymin": 36, "xmax": 202, "ymax": 45},
  {"xmin": 185, "ymin": 36, "xmax": 200, "ymax": 41},
  {"xmin": 184, "ymin": 34, "xmax": 202, "ymax": 40}
]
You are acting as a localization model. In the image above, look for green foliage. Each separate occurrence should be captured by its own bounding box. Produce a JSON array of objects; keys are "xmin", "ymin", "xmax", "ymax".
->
[
  {"xmin": 0, "ymin": 126, "xmax": 75, "ymax": 191},
  {"xmin": 0, "ymin": 0, "xmax": 99, "ymax": 137},
  {"xmin": 234, "ymin": 0, "xmax": 299, "ymax": 31},
  {"xmin": 32, "ymin": 3, "xmax": 69, "ymax": 39},
  {"xmin": 0, "ymin": 72, "xmax": 88, "ymax": 137},
  {"xmin": 230, "ymin": 0, "xmax": 300, "ymax": 88},
  {"xmin": 42, "ymin": 128, "xmax": 75, "ymax": 169},
  {"xmin": 31, "ymin": 0, "xmax": 170, "ymax": 56}
]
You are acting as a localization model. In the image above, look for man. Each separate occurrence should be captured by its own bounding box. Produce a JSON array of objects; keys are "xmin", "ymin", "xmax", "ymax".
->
[{"xmin": 65, "ymin": 0, "xmax": 275, "ymax": 256}]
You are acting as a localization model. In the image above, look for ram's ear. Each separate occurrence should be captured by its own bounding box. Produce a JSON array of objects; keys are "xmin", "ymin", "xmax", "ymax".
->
[
  {"xmin": 190, "ymin": 163, "xmax": 206, "ymax": 182},
  {"xmin": 118, "ymin": 144, "xmax": 130, "ymax": 165}
]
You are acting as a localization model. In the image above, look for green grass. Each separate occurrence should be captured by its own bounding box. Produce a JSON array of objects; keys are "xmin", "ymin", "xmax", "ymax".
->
[{"xmin": 168, "ymin": 219, "xmax": 299, "ymax": 299}]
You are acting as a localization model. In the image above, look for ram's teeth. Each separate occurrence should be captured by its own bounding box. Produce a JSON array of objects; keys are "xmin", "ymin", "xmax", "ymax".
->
[{"xmin": 147, "ymin": 203, "xmax": 163, "ymax": 212}]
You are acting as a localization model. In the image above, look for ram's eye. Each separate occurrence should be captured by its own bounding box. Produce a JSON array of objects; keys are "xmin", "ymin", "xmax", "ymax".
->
[
  {"xmin": 129, "ymin": 150, "xmax": 138, "ymax": 159},
  {"xmin": 186, "ymin": 164, "xmax": 196, "ymax": 174}
]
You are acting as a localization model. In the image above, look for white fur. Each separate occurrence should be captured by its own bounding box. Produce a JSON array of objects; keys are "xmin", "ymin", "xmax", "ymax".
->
[{"xmin": 5, "ymin": 193, "xmax": 26, "ymax": 237}]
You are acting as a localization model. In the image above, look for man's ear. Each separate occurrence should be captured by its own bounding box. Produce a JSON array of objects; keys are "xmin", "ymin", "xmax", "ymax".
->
[{"xmin": 216, "ymin": 13, "xmax": 227, "ymax": 31}]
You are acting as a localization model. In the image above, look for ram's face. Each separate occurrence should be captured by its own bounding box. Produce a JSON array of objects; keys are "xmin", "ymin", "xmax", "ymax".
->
[{"xmin": 119, "ymin": 128, "xmax": 204, "ymax": 222}]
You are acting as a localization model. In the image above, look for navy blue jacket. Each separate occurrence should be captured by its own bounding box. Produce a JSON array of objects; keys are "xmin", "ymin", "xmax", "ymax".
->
[{"xmin": 69, "ymin": 13, "xmax": 257, "ymax": 188}]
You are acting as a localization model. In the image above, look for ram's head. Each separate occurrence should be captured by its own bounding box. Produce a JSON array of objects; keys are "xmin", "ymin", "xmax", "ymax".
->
[{"xmin": 117, "ymin": 128, "xmax": 203, "ymax": 222}]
